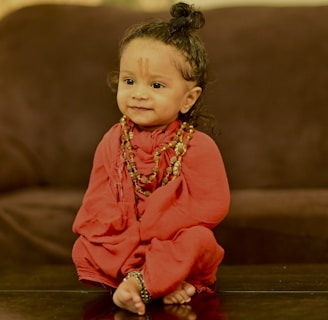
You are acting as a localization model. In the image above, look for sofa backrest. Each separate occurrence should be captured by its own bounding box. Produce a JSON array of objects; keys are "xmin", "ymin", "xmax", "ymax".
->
[
  {"xmin": 1, "ymin": 4, "xmax": 327, "ymax": 192},
  {"xmin": 204, "ymin": 7, "xmax": 328, "ymax": 189}
]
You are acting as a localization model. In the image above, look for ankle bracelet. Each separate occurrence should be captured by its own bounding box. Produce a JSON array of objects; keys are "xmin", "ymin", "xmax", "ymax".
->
[{"xmin": 124, "ymin": 271, "xmax": 152, "ymax": 304}]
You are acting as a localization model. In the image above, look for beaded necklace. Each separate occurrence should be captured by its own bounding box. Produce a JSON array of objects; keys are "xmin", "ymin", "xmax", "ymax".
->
[{"xmin": 120, "ymin": 115, "xmax": 194, "ymax": 197}]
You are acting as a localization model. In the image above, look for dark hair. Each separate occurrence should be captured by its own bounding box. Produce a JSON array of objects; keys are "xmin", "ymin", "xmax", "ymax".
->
[{"xmin": 109, "ymin": 2, "xmax": 215, "ymax": 132}]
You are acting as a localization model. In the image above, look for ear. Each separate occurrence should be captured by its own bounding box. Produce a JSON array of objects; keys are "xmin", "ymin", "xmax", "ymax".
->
[{"xmin": 180, "ymin": 86, "xmax": 202, "ymax": 114}]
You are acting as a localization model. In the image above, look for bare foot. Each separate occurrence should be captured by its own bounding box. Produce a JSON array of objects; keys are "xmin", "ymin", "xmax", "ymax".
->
[
  {"xmin": 113, "ymin": 277, "xmax": 146, "ymax": 315},
  {"xmin": 163, "ymin": 282, "xmax": 196, "ymax": 305},
  {"xmin": 164, "ymin": 304, "xmax": 198, "ymax": 320}
]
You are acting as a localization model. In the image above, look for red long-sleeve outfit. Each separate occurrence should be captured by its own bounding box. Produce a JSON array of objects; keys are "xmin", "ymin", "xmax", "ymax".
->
[{"xmin": 72, "ymin": 120, "xmax": 230, "ymax": 299}]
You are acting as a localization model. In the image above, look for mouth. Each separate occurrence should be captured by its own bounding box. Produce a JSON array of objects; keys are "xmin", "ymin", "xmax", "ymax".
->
[{"xmin": 130, "ymin": 106, "xmax": 152, "ymax": 111}]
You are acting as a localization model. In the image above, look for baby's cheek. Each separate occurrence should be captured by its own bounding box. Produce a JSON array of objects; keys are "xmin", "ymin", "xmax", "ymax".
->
[{"xmin": 116, "ymin": 90, "xmax": 126, "ymax": 108}]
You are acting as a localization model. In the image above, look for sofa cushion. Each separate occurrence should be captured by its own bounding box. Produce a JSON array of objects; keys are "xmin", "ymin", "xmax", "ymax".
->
[
  {"xmin": 0, "ymin": 188, "xmax": 83, "ymax": 264},
  {"xmin": 216, "ymin": 189, "xmax": 328, "ymax": 264},
  {"xmin": 1, "ymin": 187, "xmax": 327, "ymax": 265},
  {"xmin": 0, "ymin": 130, "xmax": 44, "ymax": 192}
]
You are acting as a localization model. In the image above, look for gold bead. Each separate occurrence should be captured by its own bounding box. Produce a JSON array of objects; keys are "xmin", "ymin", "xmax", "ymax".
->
[
  {"xmin": 166, "ymin": 167, "xmax": 173, "ymax": 174},
  {"xmin": 149, "ymin": 174, "xmax": 156, "ymax": 182},
  {"xmin": 153, "ymin": 166, "xmax": 159, "ymax": 173},
  {"xmin": 170, "ymin": 156, "xmax": 177, "ymax": 164},
  {"xmin": 173, "ymin": 161, "xmax": 181, "ymax": 176},
  {"xmin": 140, "ymin": 177, "xmax": 148, "ymax": 184}
]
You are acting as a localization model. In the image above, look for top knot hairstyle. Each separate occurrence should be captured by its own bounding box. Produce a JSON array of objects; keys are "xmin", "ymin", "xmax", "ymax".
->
[
  {"xmin": 111, "ymin": 2, "xmax": 214, "ymax": 130},
  {"xmin": 169, "ymin": 2, "xmax": 205, "ymax": 33}
]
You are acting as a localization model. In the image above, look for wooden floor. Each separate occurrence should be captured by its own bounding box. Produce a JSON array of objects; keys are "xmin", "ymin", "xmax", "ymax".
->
[{"xmin": 0, "ymin": 264, "xmax": 327, "ymax": 319}]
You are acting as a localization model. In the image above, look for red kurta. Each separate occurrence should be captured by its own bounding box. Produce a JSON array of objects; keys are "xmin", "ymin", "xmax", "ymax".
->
[{"xmin": 72, "ymin": 119, "xmax": 230, "ymax": 298}]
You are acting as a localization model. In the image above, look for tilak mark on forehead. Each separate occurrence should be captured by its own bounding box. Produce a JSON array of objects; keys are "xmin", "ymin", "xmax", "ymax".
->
[{"xmin": 138, "ymin": 57, "xmax": 150, "ymax": 77}]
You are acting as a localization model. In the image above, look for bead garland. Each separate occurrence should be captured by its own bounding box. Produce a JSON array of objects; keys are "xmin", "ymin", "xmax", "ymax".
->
[{"xmin": 120, "ymin": 115, "xmax": 194, "ymax": 197}]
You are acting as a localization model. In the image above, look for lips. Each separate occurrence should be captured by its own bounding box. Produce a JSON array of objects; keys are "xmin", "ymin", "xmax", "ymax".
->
[{"xmin": 130, "ymin": 106, "xmax": 152, "ymax": 111}]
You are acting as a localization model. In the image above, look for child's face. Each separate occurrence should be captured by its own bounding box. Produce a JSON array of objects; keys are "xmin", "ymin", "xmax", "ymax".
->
[{"xmin": 117, "ymin": 38, "xmax": 201, "ymax": 131}]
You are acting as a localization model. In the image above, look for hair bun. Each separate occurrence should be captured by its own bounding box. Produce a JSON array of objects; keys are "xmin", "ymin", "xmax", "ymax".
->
[{"xmin": 170, "ymin": 2, "xmax": 205, "ymax": 33}]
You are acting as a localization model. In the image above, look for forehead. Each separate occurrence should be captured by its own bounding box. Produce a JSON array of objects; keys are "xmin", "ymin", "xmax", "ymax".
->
[{"xmin": 120, "ymin": 38, "xmax": 186, "ymax": 70}]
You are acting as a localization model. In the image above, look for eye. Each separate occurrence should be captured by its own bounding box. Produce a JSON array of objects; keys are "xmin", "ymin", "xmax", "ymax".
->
[
  {"xmin": 152, "ymin": 82, "xmax": 164, "ymax": 89},
  {"xmin": 124, "ymin": 78, "xmax": 134, "ymax": 85}
]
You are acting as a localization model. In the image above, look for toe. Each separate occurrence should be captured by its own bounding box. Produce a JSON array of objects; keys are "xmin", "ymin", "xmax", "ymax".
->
[{"xmin": 183, "ymin": 282, "xmax": 196, "ymax": 297}]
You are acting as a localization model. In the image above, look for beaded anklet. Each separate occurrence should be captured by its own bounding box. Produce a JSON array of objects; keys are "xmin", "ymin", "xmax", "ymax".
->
[{"xmin": 124, "ymin": 271, "xmax": 152, "ymax": 304}]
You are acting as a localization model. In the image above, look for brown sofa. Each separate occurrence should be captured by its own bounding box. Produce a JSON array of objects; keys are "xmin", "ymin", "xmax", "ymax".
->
[{"xmin": 1, "ymin": 4, "xmax": 327, "ymax": 265}]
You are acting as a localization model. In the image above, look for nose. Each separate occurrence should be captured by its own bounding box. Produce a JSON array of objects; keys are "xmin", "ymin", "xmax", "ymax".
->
[{"xmin": 132, "ymin": 84, "xmax": 148, "ymax": 100}]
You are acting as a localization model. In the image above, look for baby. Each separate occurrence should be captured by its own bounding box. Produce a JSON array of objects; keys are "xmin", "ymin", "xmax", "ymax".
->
[{"xmin": 72, "ymin": 2, "xmax": 230, "ymax": 315}]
